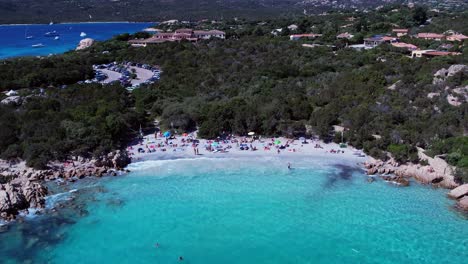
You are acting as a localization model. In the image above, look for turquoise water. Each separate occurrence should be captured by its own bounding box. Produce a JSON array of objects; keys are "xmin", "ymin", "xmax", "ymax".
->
[
  {"xmin": 1, "ymin": 156, "xmax": 467, "ymax": 263},
  {"xmin": 0, "ymin": 22, "xmax": 153, "ymax": 59}
]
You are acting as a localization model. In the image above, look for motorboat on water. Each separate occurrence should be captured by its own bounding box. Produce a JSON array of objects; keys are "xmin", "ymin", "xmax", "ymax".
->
[
  {"xmin": 80, "ymin": 32, "xmax": 87, "ymax": 37},
  {"xmin": 44, "ymin": 31, "xmax": 59, "ymax": 37},
  {"xmin": 32, "ymin": 43, "xmax": 45, "ymax": 48},
  {"xmin": 25, "ymin": 35, "xmax": 34, "ymax": 39},
  {"xmin": 54, "ymin": 36, "xmax": 60, "ymax": 40}
]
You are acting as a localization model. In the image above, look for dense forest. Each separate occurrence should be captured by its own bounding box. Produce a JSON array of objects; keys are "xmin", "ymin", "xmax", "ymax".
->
[
  {"xmin": 0, "ymin": 0, "xmax": 466, "ymax": 24},
  {"xmin": 0, "ymin": 8, "xmax": 467, "ymax": 182},
  {"xmin": 0, "ymin": 84, "xmax": 144, "ymax": 169}
]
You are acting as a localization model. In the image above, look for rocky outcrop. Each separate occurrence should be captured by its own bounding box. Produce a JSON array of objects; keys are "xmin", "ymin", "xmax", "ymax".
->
[
  {"xmin": 381, "ymin": 175, "xmax": 410, "ymax": 186},
  {"xmin": 76, "ymin": 38, "xmax": 95, "ymax": 50},
  {"xmin": 457, "ymin": 196, "xmax": 468, "ymax": 211},
  {"xmin": 364, "ymin": 161, "xmax": 409, "ymax": 186},
  {"xmin": 448, "ymin": 184, "xmax": 468, "ymax": 199},
  {"xmin": 0, "ymin": 150, "xmax": 131, "ymax": 221},
  {"xmin": 94, "ymin": 150, "xmax": 131, "ymax": 170},
  {"xmin": 0, "ymin": 181, "xmax": 47, "ymax": 221},
  {"xmin": 433, "ymin": 64, "xmax": 468, "ymax": 84},
  {"xmin": 1, "ymin": 96, "xmax": 22, "ymax": 106}
]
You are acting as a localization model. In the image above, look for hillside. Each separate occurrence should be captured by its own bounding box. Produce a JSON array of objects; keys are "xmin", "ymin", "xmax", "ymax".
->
[
  {"xmin": 0, "ymin": 0, "xmax": 466, "ymax": 24},
  {"xmin": 0, "ymin": 8, "xmax": 467, "ymax": 182}
]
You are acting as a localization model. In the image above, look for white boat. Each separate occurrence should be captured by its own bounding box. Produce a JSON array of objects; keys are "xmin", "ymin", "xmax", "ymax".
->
[
  {"xmin": 80, "ymin": 32, "xmax": 87, "ymax": 37},
  {"xmin": 32, "ymin": 43, "xmax": 45, "ymax": 48},
  {"xmin": 44, "ymin": 31, "xmax": 59, "ymax": 37},
  {"xmin": 25, "ymin": 28, "xmax": 33, "ymax": 39},
  {"xmin": 49, "ymin": 21, "xmax": 54, "ymax": 25},
  {"xmin": 54, "ymin": 36, "xmax": 60, "ymax": 40}
]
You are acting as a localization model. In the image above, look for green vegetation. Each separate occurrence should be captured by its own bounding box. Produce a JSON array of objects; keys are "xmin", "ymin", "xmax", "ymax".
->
[
  {"xmin": 0, "ymin": 8, "xmax": 467, "ymax": 181},
  {"xmin": 1, "ymin": 1, "xmax": 466, "ymax": 24},
  {"xmin": 426, "ymin": 137, "xmax": 468, "ymax": 183},
  {"xmin": 0, "ymin": 85, "xmax": 144, "ymax": 169}
]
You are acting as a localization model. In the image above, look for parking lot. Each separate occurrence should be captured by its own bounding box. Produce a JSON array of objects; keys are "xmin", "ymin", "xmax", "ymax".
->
[{"xmin": 83, "ymin": 61, "xmax": 162, "ymax": 90}]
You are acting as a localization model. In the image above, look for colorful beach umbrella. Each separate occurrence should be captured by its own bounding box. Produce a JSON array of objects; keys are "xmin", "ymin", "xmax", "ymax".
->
[
  {"xmin": 163, "ymin": 131, "xmax": 171, "ymax": 137},
  {"xmin": 211, "ymin": 142, "xmax": 219, "ymax": 147},
  {"xmin": 248, "ymin": 132, "xmax": 255, "ymax": 136},
  {"xmin": 274, "ymin": 140, "xmax": 281, "ymax": 145}
]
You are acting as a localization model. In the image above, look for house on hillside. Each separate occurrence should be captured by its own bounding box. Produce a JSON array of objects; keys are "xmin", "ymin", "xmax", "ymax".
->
[
  {"xmin": 416, "ymin": 33, "xmax": 445, "ymax": 41},
  {"xmin": 271, "ymin": 28, "xmax": 283, "ymax": 36},
  {"xmin": 364, "ymin": 36, "xmax": 397, "ymax": 48},
  {"xmin": 288, "ymin": 24, "xmax": 298, "ymax": 31},
  {"xmin": 391, "ymin": 42, "xmax": 418, "ymax": 51},
  {"xmin": 411, "ymin": 50, "xmax": 461, "ymax": 58},
  {"xmin": 289, "ymin": 34, "xmax": 322, "ymax": 40},
  {"xmin": 337, "ymin": 32, "xmax": 354, "ymax": 40},
  {"xmin": 446, "ymin": 34, "xmax": 468, "ymax": 42},
  {"xmin": 194, "ymin": 30, "xmax": 226, "ymax": 39},
  {"xmin": 392, "ymin": 29, "xmax": 409, "ymax": 37}
]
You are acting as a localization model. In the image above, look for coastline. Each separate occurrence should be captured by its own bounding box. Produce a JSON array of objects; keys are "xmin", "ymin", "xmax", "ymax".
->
[
  {"xmin": 1, "ymin": 133, "xmax": 466, "ymax": 223},
  {"xmin": 0, "ymin": 151, "xmax": 131, "ymax": 222}
]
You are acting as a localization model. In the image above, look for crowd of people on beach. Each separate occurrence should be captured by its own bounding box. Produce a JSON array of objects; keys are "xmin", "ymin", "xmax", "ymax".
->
[{"xmin": 126, "ymin": 131, "xmax": 354, "ymax": 161}]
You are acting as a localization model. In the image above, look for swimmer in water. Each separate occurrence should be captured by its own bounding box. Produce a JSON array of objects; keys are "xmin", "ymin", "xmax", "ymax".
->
[
  {"xmin": 155, "ymin": 243, "xmax": 159, "ymax": 248},
  {"xmin": 179, "ymin": 256, "xmax": 184, "ymax": 261},
  {"xmin": 288, "ymin": 162, "xmax": 291, "ymax": 169}
]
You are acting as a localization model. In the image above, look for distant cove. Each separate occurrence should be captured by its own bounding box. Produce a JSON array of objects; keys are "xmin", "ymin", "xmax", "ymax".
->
[{"xmin": 0, "ymin": 22, "xmax": 153, "ymax": 59}]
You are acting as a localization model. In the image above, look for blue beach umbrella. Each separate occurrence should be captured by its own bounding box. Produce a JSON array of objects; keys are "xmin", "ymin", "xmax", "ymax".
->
[
  {"xmin": 211, "ymin": 142, "xmax": 219, "ymax": 147},
  {"xmin": 163, "ymin": 131, "xmax": 171, "ymax": 137}
]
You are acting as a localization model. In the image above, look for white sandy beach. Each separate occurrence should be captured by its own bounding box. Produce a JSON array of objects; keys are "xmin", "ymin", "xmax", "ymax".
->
[{"xmin": 126, "ymin": 132, "xmax": 370, "ymax": 166}]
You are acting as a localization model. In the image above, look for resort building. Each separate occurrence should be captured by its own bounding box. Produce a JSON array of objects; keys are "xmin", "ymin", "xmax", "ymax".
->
[
  {"xmin": 392, "ymin": 29, "xmax": 409, "ymax": 37},
  {"xmin": 416, "ymin": 33, "xmax": 445, "ymax": 41},
  {"xmin": 289, "ymin": 34, "xmax": 322, "ymax": 40},
  {"xmin": 337, "ymin": 32, "xmax": 354, "ymax": 40},
  {"xmin": 446, "ymin": 34, "xmax": 468, "ymax": 42},
  {"xmin": 411, "ymin": 50, "xmax": 461, "ymax": 58},
  {"xmin": 128, "ymin": 28, "xmax": 225, "ymax": 46}
]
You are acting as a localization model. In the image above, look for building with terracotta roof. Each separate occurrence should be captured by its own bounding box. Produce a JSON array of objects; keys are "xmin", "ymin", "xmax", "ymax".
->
[
  {"xmin": 128, "ymin": 29, "xmax": 225, "ymax": 46},
  {"xmin": 391, "ymin": 42, "xmax": 418, "ymax": 51},
  {"xmin": 416, "ymin": 33, "xmax": 445, "ymax": 41},
  {"xmin": 446, "ymin": 34, "xmax": 468, "ymax": 42},
  {"xmin": 174, "ymin": 28, "xmax": 194, "ymax": 34},
  {"xmin": 363, "ymin": 35, "xmax": 397, "ymax": 48},
  {"xmin": 336, "ymin": 32, "xmax": 354, "ymax": 40},
  {"xmin": 411, "ymin": 50, "xmax": 461, "ymax": 58}
]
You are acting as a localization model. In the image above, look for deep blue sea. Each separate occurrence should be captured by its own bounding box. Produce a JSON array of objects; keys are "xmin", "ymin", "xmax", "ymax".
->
[
  {"xmin": 1, "ymin": 156, "xmax": 467, "ymax": 263},
  {"xmin": 0, "ymin": 22, "xmax": 153, "ymax": 59}
]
